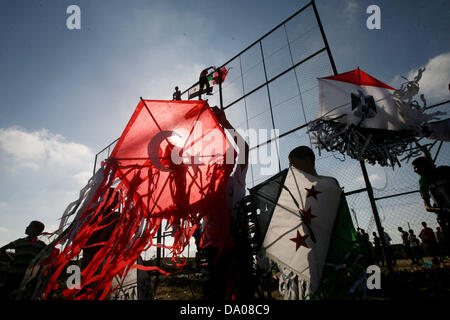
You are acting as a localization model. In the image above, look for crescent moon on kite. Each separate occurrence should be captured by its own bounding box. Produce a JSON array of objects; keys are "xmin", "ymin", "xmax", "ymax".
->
[{"xmin": 147, "ymin": 130, "xmax": 182, "ymax": 172}]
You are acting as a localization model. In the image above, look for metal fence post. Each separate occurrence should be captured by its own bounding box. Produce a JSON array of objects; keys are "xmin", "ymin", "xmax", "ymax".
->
[{"xmin": 360, "ymin": 160, "xmax": 393, "ymax": 272}]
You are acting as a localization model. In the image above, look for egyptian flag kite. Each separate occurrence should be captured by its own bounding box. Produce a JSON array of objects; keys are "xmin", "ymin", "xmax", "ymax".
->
[
  {"xmin": 188, "ymin": 66, "xmax": 229, "ymax": 99},
  {"xmin": 308, "ymin": 68, "xmax": 446, "ymax": 167},
  {"xmin": 317, "ymin": 68, "xmax": 401, "ymax": 130},
  {"xmin": 23, "ymin": 100, "xmax": 235, "ymax": 300},
  {"xmin": 251, "ymin": 167, "xmax": 358, "ymax": 299}
]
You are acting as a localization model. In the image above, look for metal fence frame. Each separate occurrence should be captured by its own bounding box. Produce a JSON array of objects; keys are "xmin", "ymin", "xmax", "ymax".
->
[{"xmin": 92, "ymin": 0, "xmax": 449, "ymax": 268}]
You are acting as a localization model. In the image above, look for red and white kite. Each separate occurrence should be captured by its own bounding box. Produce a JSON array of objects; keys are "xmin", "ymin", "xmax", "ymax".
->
[
  {"xmin": 317, "ymin": 68, "xmax": 409, "ymax": 131},
  {"xmin": 39, "ymin": 100, "xmax": 235, "ymax": 300}
]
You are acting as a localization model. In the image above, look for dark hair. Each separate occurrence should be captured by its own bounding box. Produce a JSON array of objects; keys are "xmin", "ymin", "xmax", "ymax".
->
[
  {"xmin": 30, "ymin": 221, "xmax": 45, "ymax": 234},
  {"xmin": 288, "ymin": 146, "xmax": 315, "ymax": 162},
  {"xmin": 411, "ymin": 157, "xmax": 432, "ymax": 168}
]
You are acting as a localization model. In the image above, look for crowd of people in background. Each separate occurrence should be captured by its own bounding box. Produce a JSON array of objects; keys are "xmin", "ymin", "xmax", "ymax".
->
[
  {"xmin": 356, "ymin": 222, "xmax": 448, "ymax": 268},
  {"xmin": 355, "ymin": 155, "xmax": 450, "ymax": 270}
]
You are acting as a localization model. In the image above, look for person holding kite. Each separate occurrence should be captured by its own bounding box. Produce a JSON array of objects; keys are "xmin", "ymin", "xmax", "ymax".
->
[
  {"xmin": 211, "ymin": 106, "xmax": 249, "ymax": 235},
  {"xmin": 198, "ymin": 106, "xmax": 250, "ymax": 299},
  {"xmin": 287, "ymin": 146, "xmax": 359, "ymax": 266},
  {"xmin": 264, "ymin": 145, "xmax": 360, "ymax": 299}
]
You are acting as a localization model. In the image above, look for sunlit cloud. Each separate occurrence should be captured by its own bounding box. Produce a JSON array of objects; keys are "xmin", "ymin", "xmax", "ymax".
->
[
  {"xmin": 391, "ymin": 52, "xmax": 450, "ymax": 103},
  {"xmin": 0, "ymin": 127, "xmax": 92, "ymax": 170},
  {"xmin": 0, "ymin": 127, "xmax": 94, "ymax": 246}
]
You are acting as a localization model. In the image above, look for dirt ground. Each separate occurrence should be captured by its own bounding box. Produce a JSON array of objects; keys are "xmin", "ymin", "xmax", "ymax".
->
[
  {"xmin": 153, "ymin": 272, "xmax": 283, "ymax": 300},
  {"xmin": 1, "ymin": 256, "xmax": 448, "ymax": 300}
]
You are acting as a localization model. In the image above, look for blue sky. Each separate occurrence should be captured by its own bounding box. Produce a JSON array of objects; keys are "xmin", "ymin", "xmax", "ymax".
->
[{"xmin": 0, "ymin": 0, "xmax": 449, "ymax": 250}]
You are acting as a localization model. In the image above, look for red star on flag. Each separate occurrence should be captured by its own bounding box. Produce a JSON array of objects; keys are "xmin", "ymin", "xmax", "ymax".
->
[
  {"xmin": 305, "ymin": 185, "xmax": 321, "ymax": 200},
  {"xmin": 299, "ymin": 207, "xmax": 317, "ymax": 225},
  {"xmin": 290, "ymin": 230, "xmax": 309, "ymax": 251}
]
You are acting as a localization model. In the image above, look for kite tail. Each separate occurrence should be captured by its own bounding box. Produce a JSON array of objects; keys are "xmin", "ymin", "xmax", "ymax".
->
[
  {"xmin": 41, "ymin": 161, "xmax": 127, "ymax": 299},
  {"xmin": 39, "ymin": 160, "xmax": 233, "ymax": 300}
]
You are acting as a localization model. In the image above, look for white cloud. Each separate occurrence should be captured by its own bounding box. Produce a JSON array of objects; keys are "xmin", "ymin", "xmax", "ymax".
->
[
  {"xmin": 344, "ymin": 0, "xmax": 358, "ymax": 15},
  {"xmin": 343, "ymin": 0, "xmax": 359, "ymax": 23},
  {"xmin": 0, "ymin": 127, "xmax": 94, "ymax": 246},
  {"xmin": 71, "ymin": 171, "xmax": 93, "ymax": 186},
  {"xmin": 0, "ymin": 127, "xmax": 92, "ymax": 170},
  {"xmin": 0, "ymin": 127, "xmax": 46, "ymax": 163},
  {"xmin": 357, "ymin": 173, "xmax": 382, "ymax": 184},
  {"xmin": 391, "ymin": 52, "xmax": 450, "ymax": 102}
]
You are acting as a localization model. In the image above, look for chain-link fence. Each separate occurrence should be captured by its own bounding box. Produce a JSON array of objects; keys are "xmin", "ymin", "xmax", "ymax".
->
[{"xmin": 94, "ymin": 0, "xmax": 449, "ymax": 252}]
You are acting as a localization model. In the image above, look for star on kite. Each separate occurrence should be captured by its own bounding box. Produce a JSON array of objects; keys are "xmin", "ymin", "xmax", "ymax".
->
[
  {"xmin": 290, "ymin": 230, "xmax": 309, "ymax": 251},
  {"xmin": 305, "ymin": 185, "xmax": 321, "ymax": 200},
  {"xmin": 299, "ymin": 207, "xmax": 317, "ymax": 225}
]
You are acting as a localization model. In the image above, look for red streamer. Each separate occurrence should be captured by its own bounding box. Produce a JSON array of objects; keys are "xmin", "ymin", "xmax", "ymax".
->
[{"xmin": 41, "ymin": 100, "xmax": 235, "ymax": 299}]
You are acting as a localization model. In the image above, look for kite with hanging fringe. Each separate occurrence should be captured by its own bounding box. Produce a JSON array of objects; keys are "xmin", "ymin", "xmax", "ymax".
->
[
  {"xmin": 308, "ymin": 67, "xmax": 447, "ymax": 167},
  {"xmin": 250, "ymin": 167, "xmax": 359, "ymax": 299},
  {"xmin": 19, "ymin": 99, "xmax": 236, "ymax": 300}
]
